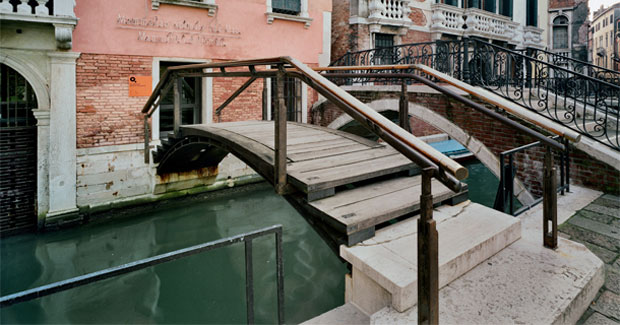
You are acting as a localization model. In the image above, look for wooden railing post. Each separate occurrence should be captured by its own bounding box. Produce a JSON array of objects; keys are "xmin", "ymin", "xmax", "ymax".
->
[
  {"xmin": 144, "ymin": 115, "xmax": 150, "ymax": 164},
  {"xmin": 418, "ymin": 167, "xmax": 439, "ymax": 325},
  {"xmin": 274, "ymin": 68, "xmax": 287, "ymax": 194},
  {"xmin": 173, "ymin": 75, "xmax": 182, "ymax": 136},
  {"xmin": 543, "ymin": 146, "xmax": 558, "ymax": 249},
  {"xmin": 399, "ymin": 79, "xmax": 411, "ymax": 132}
]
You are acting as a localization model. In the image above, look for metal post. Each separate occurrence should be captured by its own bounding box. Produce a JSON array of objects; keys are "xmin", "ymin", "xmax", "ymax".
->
[
  {"xmin": 463, "ymin": 38, "xmax": 470, "ymax": 83},
  {"xmin": 245, "ymin": 240, "xmax": 255, "ymax": 324},
  {"xmin": 418, "ymin": 167, "xmax": 439, "ymax": 325},
  {"xmin": 543, "ymin": 146, "xmax": 558, "ymax": 249},
  {"xmin": 399, "ymin": 79, "xmax": 411, "ymax": 132},
  {"xmin": 567, "ymin": 137, "xmax": 572, "ymax": 188},
  {"xmin": 275, "ymin": 229, "xmax": 285, "ymax": 325},
  {"xmin": 508, "ymin": 155, "xmax": 514, "ymax": 215},
  {"xmin": 274, "ymin": 68, "xmax": 287, "ymax": 194},
  {"xmin": 173, "ymin": 76, "xmax": 182, "ymax": 136},
  {"xmin": 262, "ymin": 78, "xmax": 268, "ymax": 121},
  {"xmin": 144, "ymin": 115, "xmax": 150, "ymax": 164}
]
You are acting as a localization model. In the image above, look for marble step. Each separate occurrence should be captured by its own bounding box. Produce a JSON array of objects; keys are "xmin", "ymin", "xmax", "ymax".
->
[
  {"xmin": 371, "ymin": 237, "xmax": 604, "ymax": 324},
  {"xmin": 340, "ymin": 201, "xmax": 521, "ymax": 314}
]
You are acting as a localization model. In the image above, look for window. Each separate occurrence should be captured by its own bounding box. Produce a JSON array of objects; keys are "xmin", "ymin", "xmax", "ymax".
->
[
  {"xmin": 272, "ymin": 0, "xmax": 300, "ymax": 15},
  {"xmin": 271, "ymin": 77, "xmax": 302, "ymax": 122},
  {"xmin": 553, "ymin": 16, "xmax": 569, "ymax": 49},
  {"xmin": 499, "ymin": 0, "xmax": 513, "ymax": 18},
  {"xmin": 436, "ymin": 0, "xmax": 458, "ymax": 6},
  {"xmin": 159, "ymin": 62, "xmax": 202, "ymax": 138},
  {"xmin": 151, "ymin": 0, "xmax": 217, "ymax": 16},
  {"xmin": 483, "ymin": 0, "xmax": 495, "ymax": 13},
  {"xmin": 373, "ymin": 33, "xmax": 396, "ymax": 65},
  {"xmin": 526, "ymin": 0, "xmax": 537, "ymax": 27},
  {"xmin": 266, "ymin": 0, "xmax": 312, "ymax": 28}
]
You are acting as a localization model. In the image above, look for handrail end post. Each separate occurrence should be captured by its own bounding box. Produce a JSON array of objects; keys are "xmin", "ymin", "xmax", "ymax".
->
[
  {"xmin": 418, "ymin": 167, "xmax": 439, "ymax": 325},
  {"xmin": 543, "ymin": 146, "xmax": 558, "ymax": 249}
]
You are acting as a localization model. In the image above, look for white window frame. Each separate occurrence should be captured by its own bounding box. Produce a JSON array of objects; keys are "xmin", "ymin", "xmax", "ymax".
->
[
  {"xmin": 265, "ymin": 0, "xmax": 313, "ymax": 28},
  {"xmin": 151, "ymin": 57, "xmax": 212, "ymax": 142},
  {"xmin": 152, "ymin": 0, "xmax": 217, "ymax": 16}
]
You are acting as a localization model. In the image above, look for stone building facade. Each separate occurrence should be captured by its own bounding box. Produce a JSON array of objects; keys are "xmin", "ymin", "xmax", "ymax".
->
[
  {"xmin": 548, "ymin": 0, "xmax": 590, "ymax": 61},
  {"xmin": 591, "ymin": 3, "xmax": 620, "ymax": 70},
  {"xmin": 331, "ymin": 0, "xmax": 550, "ymax": 63},
  {"xmin": 1, "ymin": 0, "xmax": 332, "ymax": 232}
]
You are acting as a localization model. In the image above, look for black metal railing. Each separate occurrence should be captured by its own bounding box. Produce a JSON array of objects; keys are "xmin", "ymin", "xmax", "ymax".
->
[
  {"xmin": 0, "ymin": 224, "xmax": 285, "ymax": 325},
  {"xmin": 494, "ymin": 136, "xmax": 570, "ymax": 216},
  {"xmin": 520, "ymin": 48, "xmax": 620, "ymax": 85},
  {"xmin": 330, "ymin": 38, "xmax": 620, "ymax": 151}
]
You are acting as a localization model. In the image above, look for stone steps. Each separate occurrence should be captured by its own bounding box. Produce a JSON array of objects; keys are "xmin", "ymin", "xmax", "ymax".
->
[{"xmin": 303, "ymin": 187, "xmax": 605, "ymax": 325}]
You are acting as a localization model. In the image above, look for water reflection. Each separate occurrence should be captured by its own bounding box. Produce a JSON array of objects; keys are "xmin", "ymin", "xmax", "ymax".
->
[{"xmin": 1, "ymin": 183, "xmax": 348, "ymax": 324}]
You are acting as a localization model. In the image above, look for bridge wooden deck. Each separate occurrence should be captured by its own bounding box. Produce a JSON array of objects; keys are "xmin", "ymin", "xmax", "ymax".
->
[{"xmin": 158, "ymin": 121, "xmax": 467, "ymax": 246}]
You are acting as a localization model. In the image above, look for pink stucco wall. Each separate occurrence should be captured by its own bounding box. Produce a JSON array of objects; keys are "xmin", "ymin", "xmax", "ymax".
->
[{"xmin": 73, "ymin": 0, "xmax": 331, "ymax": 63}]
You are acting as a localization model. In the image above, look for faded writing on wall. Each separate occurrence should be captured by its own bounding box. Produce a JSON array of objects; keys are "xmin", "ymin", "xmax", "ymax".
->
[{"xmin": 116, "ymin": 14, "xmax": 241, "ymax": 47}]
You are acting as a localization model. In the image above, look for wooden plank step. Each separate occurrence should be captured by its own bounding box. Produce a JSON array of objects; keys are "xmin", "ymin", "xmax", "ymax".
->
[
  {"xmin": 307, "ymin": 175, "xmax": 454, "ymax": 237},
  {"xmin": 288, "ymin": 151, "xmax": 415, "ymax": 194}
]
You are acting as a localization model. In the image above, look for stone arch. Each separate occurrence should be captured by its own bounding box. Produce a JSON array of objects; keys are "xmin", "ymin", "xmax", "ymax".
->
[
  {"xmin": 0, "ymin": 53, "xmax": 50, "ymax": 110},
  {"xmin": 327, "ymin": 98, "xmax": 535, "ymax": 205}
]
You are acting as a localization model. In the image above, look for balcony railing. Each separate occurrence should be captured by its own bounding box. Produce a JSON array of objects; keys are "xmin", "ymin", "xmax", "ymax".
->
[
  {"xmin": 430, "ymin": 3, "xmax": 543, "ymax": 49},
  {"xmin": 368, "ymin": 0, "xmax": 412, "ymax": 26},
  {"xmin": 0, "ymin": 0, "xmax": 76, "ymax": 23}
]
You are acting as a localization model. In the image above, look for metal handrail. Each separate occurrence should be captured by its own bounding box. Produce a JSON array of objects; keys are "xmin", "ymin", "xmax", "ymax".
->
[
  {"xmin": 521, "ymin": 47, "xmax": 620, "ymax": 83},
  {"xmin": 330, "ymin": 38, "xmax": 620, "ymax": 151},
  {"xmin": 142, "ymin": 57, "xmax": 467, "ymax": 191},
  {"xmin": 0, "ymin": 224, "xmax": 285, "ymax": 325},
  {"xmin": 494, "ymin": 136, "xmax": 570, "ymax": 216},
  {"xmin": 319, "ymin": 66, "xmax": 567, "ymax": 150}
]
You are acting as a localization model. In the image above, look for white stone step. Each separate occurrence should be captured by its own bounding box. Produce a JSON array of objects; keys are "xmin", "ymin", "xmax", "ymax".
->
[
  {"xmin": 301, "ymin": 303, "xmax": 369, "ymax": 325},
  {"xmin": 340, "ymin": 201, "xmax": 521, "ymax": 314},
  {"xmin": 371, "ymin": 237, "xmax": 604, "ymax": 324}
]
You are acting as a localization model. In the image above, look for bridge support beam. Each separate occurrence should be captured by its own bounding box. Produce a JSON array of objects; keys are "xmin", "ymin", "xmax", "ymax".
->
[
  {"xmin": 274, "ymin": 69, "xmax": 288, "ymax": 194},
  {"xmin": 418, "ymin": 167, "xmax": 439, "ymax": 325},
  {"xmin": 399, "ymin": 80, "xmax": 411, "ymax": 132}
]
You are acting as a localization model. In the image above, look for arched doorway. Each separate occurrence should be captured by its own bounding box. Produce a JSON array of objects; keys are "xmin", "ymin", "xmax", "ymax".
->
[{"xmin": 0, "ymin": 63, "xmax": 38, "ymax": 235}]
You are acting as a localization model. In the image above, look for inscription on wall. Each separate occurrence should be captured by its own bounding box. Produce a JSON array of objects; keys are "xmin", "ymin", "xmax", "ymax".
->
[{"xmin": 116, "ymin": 14, "xmax": 241, "ymax": 47}]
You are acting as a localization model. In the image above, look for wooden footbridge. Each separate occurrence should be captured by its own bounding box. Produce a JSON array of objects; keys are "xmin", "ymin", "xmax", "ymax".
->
[
  {"xmin": 142, "ymin": 57, "xmax": 568, "ymax": 324},
  {"xmin": 156, "ymin": 120, "xmax": 466, "ymax": 246}
]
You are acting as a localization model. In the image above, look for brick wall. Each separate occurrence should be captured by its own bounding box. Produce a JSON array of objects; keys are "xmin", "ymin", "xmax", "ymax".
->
[
  {"xmin": 77, "ymin": 54, "xmax": 151, "ymax": 148},
  {"xmin": 214, "ymin": 75, "xmax": 264, "ymax": 123},
  {"xmin": 311, "ymin": 88, "xmax": 620, "ymax": 195}
]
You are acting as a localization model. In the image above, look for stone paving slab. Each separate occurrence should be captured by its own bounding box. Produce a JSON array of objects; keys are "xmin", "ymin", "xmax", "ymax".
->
[
  {"xmin": 568, "ymin": 216, "xmax": 620, "ymax": 240},
  {"xmin": 582, "ymin": 242, "xmax": 619, "ymax": 264},
  {"xmin": 561, "ymin": 223, "xmax": 620, "ymax": 251},
  {"xmin": 577, "ymin": 209, "xmax": 617, "ymax": 224},
  {"xmin": 591, "ymin": 291, "xmax": 620, "ymax": 321},
  {"xmin": 606, "ymin": 266, "xmax": 620, "ymax": 296},
  {"xmin": 566, "ymin": 193, "xmax": 620, "ymax": 325},
  {"xmin": 584, "ymin": 204, "xmax": 619, "ymax": 218},
  {"xmin": 583, "ymin": 312, "xmax": 618, "ymax": 325}
]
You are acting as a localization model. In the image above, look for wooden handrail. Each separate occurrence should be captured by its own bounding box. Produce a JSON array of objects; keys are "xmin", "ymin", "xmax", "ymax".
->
[{"xmin": 141, "ymin": 57, "xmax": 468, "ymax": 190}]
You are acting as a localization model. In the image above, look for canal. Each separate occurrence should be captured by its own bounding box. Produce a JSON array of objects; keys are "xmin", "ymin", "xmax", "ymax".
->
[{"xmin": 0, "ymin": 160, "xmax": 498, "ymax": 324}]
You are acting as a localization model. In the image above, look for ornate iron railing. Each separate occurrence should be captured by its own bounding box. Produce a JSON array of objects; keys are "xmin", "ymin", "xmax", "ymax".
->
[
  {"xmin": 330, "ymin": 38, "xmax": 620, "ymax": 151},
  {"xmin": 520, "ymin": 48, "xmax": 620, "ymax": 85}
]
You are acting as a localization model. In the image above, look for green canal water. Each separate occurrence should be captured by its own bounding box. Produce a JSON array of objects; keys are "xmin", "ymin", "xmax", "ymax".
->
[{"xmin": 0, "ymin": 161, "xmax": 499, "ymax": 324}]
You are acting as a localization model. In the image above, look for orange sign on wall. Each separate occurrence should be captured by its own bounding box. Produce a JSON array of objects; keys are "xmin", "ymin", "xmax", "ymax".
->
[{"xmin": 128, "ymin": 76, "xmax": 152, "ymax": 97}]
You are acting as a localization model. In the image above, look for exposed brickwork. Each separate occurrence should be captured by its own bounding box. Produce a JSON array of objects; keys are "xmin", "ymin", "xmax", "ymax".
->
[
  {"xmin": 311, "ymin": 88, "xmax": 620, "ymax": 195},
  {"xmin": 214, "ymin": 74, "xmax": 264, "ymax": 123},
  {"xmin": 550, "ymin": 0, "xmax": 576, "ymax": 9},
  {"xmin": 409, "ymin": 8, "xmax": 427, "ymax": 26},
  {"xmin": 76, "ymin": 54, "xmax": 151, "ymax": 148},
  {"xmin": 401, "ymin": 29, "xmax": 432, "ymax": 44}
]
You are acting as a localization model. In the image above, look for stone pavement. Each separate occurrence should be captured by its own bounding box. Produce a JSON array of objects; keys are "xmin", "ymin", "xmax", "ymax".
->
[{"xmin": 559, "ymin": 194, "xmax": 620, "ymax": 325}]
